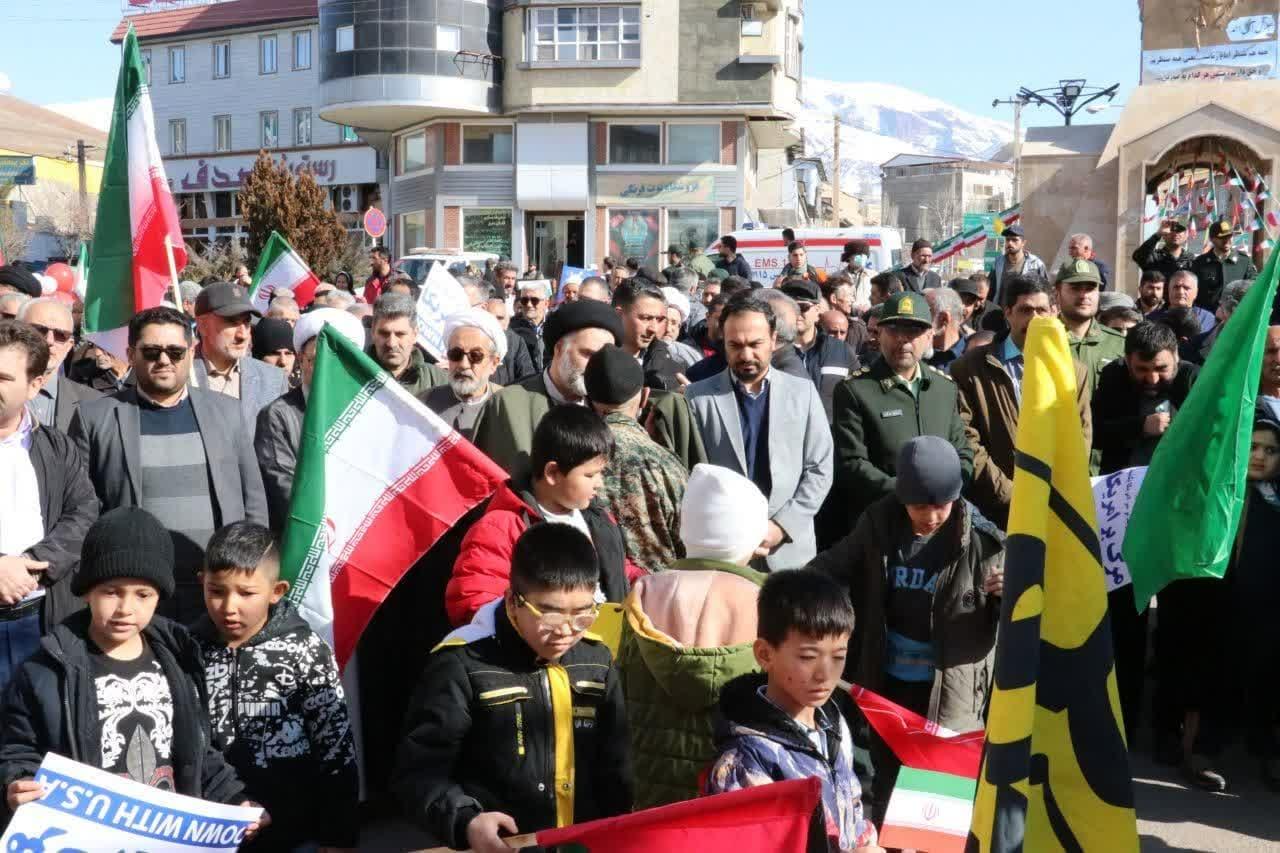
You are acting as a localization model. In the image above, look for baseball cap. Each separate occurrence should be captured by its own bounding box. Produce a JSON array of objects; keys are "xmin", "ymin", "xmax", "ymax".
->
[
  {"xmin": 879, "ymin": 291, "xmax": 932, "ymax": 328},
  {"xmin": 1209, "ymin": 219, "xmax": 1235, "ymax": 239},
  {"xmin": 1001, "ymin": 224, "xmax": 1025, "ymax": 239},
  {"xmin": 949, "ymin": 277, "xmax": 981, "ymax": 298},
  {"xmin": 194, "ymin": 281, "xmax": 259, "ymax": 318},
  {"xmin": 1166, "ymin": 220, "xmax": 1188, "ymax": 233},
  {"xmin": 779, "ymin": 279, "xmax": 821, "ymax": 303},
  {"xmin": 1055, "ymin": 258, "xmax": 1102, "ymax": 286}
]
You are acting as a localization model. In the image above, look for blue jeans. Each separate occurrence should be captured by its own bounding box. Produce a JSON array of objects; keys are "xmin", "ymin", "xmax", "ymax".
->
[{"xmin": 0, "ymin": 611, "xmax": 43, "ymax": 694}]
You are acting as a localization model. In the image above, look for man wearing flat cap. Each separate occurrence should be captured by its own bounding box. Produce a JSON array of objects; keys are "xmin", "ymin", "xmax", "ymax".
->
[
  {"xmin": 1192, "ymin": 218, "xmax": 1256, "ymax": 311},
  {"xmin": 1132, "ymin": 218, "xmax": 1196, "ymax": 284},
  {"xmin": 421, "ymin": 309, "xmax": 505, "ymax": 442},
  {"xmin": 586, "ymin": 345, "xmax": 688, "ymax": 574},
  {"xmin": 832, "ymin": 291, "xmax": 973, "ymax": 526},
  {"xmin": 190, "ymin": 281, "xmax": 288, "ymax": 432}
]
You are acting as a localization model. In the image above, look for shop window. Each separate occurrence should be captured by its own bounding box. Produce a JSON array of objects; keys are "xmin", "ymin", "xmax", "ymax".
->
[
  {"xmin": 609, "ymin": 124, "xmax": 660, "ymax": 165},
  {"xmin": 609, "ymin": 209, "xmax": 659, "ymax": 268},
  {"xmin": 668, "ymin": 124, "xmax": 719, "ymax": 165}
]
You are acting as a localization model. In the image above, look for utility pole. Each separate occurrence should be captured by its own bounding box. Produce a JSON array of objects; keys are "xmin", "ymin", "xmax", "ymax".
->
[
  {"xmin": 76, "ymin": 139, "xmax": 88, "ymax": 210},
  {"xmin": 992, "ymin": 97, "xmax": 1026, "ymax": 204},
  {"xmin": 831, "ymin": 113, "xmax": 841, "ymax": 226}
]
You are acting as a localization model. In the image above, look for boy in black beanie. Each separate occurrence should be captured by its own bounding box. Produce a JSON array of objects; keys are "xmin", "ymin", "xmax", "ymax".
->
[{"xmin": 0, "ymin": 507, "xmax": 266, "ymax": 839}]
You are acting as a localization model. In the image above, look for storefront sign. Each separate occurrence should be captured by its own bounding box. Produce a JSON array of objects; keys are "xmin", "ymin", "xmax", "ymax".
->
[
  {"xmin": 166, "ymin": 147, "xmax": 376, "ymax": 191},
  {"xmin": 462, "ymin": 208, "xmax": 513, "ymax": 259},
  {"xmin": 597, "ymin": 174, "xmax": 715, "ymax": 205},
  {"xmin": 0, "ymin": 156, "xmax": 36, "ymax": 186}
]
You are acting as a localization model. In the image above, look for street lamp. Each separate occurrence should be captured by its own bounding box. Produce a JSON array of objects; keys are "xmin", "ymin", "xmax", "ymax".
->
[{"xmin": 1016, "ymin": 79, "xmax": 1118, "ymax": 126}]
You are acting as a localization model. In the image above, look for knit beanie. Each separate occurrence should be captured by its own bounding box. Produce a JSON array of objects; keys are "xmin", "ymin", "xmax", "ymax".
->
[
  {"xmin": 895, "ymin": 436, "xmax": 963, "ymax": 506},
  {"xmin": 73, "ymin": 507, "xmax": 176, "ymax": 598},
  {"xmin": 251, "ymin": 317, "xmax": 296, "ymax": 360},
  {"xmin": 584, "ymin": 344, "xmax": 644, "ymax": 405},
  {"xmin": 680, "ymin": 464, "xmax": 769, "ymax": 564}
]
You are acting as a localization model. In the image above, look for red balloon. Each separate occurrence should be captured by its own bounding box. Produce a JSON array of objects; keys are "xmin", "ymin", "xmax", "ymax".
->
[{"xmin": 46, "ymin": 263, "xmax": 76, "ymax": 293}]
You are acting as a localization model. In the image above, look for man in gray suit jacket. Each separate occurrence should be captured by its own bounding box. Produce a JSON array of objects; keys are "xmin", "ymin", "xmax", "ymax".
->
[
  {"xmin": 189, "ymin": 281, "xmax": 288, "ymax": 432},
  {"xmin": 686, "ymin": 293, "xmax": 833, "ymax": 571},
  {"xmin": 69, "ymin": 306, "xmax": 267, "ymax": 624},
  {"xmin": 18, "ymin": 297, "xmax": 102, "ymax": 432}
]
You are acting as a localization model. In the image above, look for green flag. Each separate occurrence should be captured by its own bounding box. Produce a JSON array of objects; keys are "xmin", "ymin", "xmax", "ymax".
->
[{"xmin": 1122, "ymin": 247, "xmax": 1280, "ymax": 608}]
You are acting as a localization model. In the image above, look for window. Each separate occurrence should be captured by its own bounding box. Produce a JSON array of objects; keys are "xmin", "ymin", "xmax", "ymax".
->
[
  {"xmin": 609, "ymin": 124, "xmax": 660, "ymax": 165},
  {"xmin": 294, "ymin": 108, "xmax": 312, "ymax": 146},
  {"xmin": 169, "ymin": 46, "xmax": 186, "ymax": 83},
  {"xmin": 436, "ymin": 24, "xmax": 461, "ymax": 53},
  {"xmin": 462, "ymin": 126, "xmax": 513, "ymax": 164},
  {"xmin": 336, "ymin": 24, "xmax": 354, "ymax": 52},
  {"xmin": 260, "ymin": 34, "xmax": 278, "ymax": 74},
  {"xmin": 341, "ymin": 124, "xmax": 360, "ymax": 143},
  {"xmin": 261, "ymin": 111, "xmax": 279, "ymax": 148},
  {"xmin": 608, "ymin": 209, "xmax": 659, "ymax": 268},
  {"xmin": 402, "ymin": 211, "xmax": 428, "ymax": 251},
  {"xmin": 169, "ymin": 119, "xmax": 186, "ymax": 155},
  {"xmin": 667, "ymin": 209, "xmax": 719, "ymax": 256},
  {"xmin": 213, "ymin": 41, "xmax": 230, "ymax": 78},
  {"xmin": 785, "ymin": 14, "xmax": 800, "ymax": 79},
  {"xmin": 668, "ymin": 124, "xmax": 719, "ymax": 165},
  {"xmin": 398, "ymin": 130, "xmax": 428, "ymax": 174},
  {"xmin": 212, "ymin": 191, "xmax": 239, "ymax": 219},
  {"xmin": 293, "ymin": 30, "xmax": 312, "ymax": 70},
  {"xmin": 463, "ymin": 209, "xmax": 513, "ymax": 258},
  {"xmin": 530, "ymin": 5, "xmax": 641, "ymax": 62},
  {"xmin": 214, "ymin": 115, "xmax": 232, "ymax": 152},
  {"xmin": 141, "ymin": 49, "xmax": 152, "ymax": 85}
]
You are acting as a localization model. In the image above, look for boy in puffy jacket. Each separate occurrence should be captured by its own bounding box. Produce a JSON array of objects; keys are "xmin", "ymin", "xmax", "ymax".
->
[{"xmin": 447, "ymin": 405, "xmax": 637, "ymax": 626}]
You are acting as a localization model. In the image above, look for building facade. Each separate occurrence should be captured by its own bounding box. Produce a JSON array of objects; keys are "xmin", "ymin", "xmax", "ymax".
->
[
  {"xmin": 111, "ymin": 0, "xmax": 382, "ymax": 252},
  {"xmin": 316, "ymin": 0, "xmax": 804, "ymax": 274},
  {"xmin": 880, "ymin": 154, "xmax": 1013, "ymax": 247}
]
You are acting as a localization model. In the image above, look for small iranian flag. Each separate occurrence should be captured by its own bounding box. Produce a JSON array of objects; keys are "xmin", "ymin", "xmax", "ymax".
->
[
  {"xmin": 878, "ymin": 768, "xmax": 976, "ymax": 853},
  {"xmin": 83, "ymin": 26, "xmax": 186, "ymax": 358},
  {"xmin": 280, "ymin": 325, "xmax": 507, "ymax": 669},
  {"xmin": 249, "ymin": 230, "xmax": 321, "ymax": 314}
]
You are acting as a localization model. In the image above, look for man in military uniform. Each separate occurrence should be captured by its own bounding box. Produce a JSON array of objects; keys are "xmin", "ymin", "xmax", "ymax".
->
[
  {"xmin": 1132, "ymin": 219, "xmax": 1195, "ymax": 283},
  {"xmin": 1054, "ymin": 258, "xmax": 1125, "ymax": 397},
  {"xmin": 831, "ymin": 291, "xmax": 974, "ymax": 524},
  {"xmin": 1192, "ymin": 219, "xmax": 1257, "ymax": 311},
  {"xmin": 585, "ymin": 345, "xmax": 688, "ymax": 575}
]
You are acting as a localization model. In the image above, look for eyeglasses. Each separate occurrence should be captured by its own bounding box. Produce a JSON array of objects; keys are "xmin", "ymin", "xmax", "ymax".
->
[
  {"xmin": 138, "ymin": 345, "xmax": 189, "ymax": 363},
  {"xmin": 795, "ymin": 301, "xmax": 818, "ymax": 313},
  {"xmin": 447, "ymin": 347, "xmax": 489, "ymax": 365},
  {"xmin": 518, "ymin": 296, "xmax": 543, "ymax": 307},
  {"xmin": 516, "ymin": 593, "xmax": 598, "ymax": 632},
  {"xmin": 29, "ymin": 323, "xmax": 73, "ymax": 344}
]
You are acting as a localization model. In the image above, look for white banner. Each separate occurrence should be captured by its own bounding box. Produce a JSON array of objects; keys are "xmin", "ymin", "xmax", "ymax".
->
[
  {"xmin": 1090, "ymin": 466, "xmax": 1148, "ymax": 592},
  {"xmin": 414, "ymin": 261, "xmax": 470, "ymax": 360},
  {"xmin": 1, "ymin": 752, "xmax": 262, "ymax": 852}
]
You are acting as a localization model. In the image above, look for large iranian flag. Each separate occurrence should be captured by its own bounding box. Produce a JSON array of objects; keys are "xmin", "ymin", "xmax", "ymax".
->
[
  {"xmin": 249, "ymin": 230, "xmax": 321, "ymax": 313},
  {"xmin": 280, "ymin": 325, "xmax": 507, "ymax": 669},
  {"xmin": 83, "ymin": 26, "xmax": 186, "ymax": 358}
]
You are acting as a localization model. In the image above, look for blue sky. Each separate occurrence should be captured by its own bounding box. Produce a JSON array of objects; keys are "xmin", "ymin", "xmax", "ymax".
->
[{"xmin": 4, "ymin": 0, "xmax": 1142, "ymax": 125}]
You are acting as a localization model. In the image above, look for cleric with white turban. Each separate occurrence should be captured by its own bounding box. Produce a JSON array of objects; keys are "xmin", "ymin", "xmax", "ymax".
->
[
  {"xmin": 443, "ymin": 307, "xmax": 508, "ymax": 361},
  {"xmin": 422, "ymin": 308, "xmax": 507, "ymax": 440}
]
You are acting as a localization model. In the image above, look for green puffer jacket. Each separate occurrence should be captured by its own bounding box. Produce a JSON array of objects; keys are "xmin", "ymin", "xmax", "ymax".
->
[{"xmin": 616, "ymin": 559, "xmax": 765, "ymax": 809}]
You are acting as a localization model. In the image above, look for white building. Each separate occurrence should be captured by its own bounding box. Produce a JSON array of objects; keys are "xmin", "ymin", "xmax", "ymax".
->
[{"xmin": 111, "ymin": 0, "xmax": 381, "ymax": 251}]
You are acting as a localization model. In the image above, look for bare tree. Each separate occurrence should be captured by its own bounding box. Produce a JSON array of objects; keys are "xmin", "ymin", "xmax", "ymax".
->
[{"xmin": 0, "ymin": 205, "xmax": 31, "ymax": 262}]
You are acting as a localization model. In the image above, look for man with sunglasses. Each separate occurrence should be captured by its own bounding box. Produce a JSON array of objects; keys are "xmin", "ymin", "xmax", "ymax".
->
[
  {"xmin": 779, "ymin": 278, "xmax": 855, "ymax": 422},
  {"xmin": 422, "ymin": 309, "xmax": 506, "ymax": 442},
  {"xmin": 17, "ymin": 298, "xmax": 101, "ymax": 432},
  {"xmin": 511, "ymin": 280, "xmax": 551, "ymax": 374},
  {"xmin": 69, "ymin": 306, "xmax": 267, "ymax": 624}
]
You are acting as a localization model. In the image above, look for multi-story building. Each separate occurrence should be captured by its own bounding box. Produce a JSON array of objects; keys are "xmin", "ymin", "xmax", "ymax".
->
[
  {"xmin": 317, "ymin": 0, "xmax": 805, "ymax": 273},
  {"xmin": 880, "ymin": 153, "xmax": 1013, "ymax": 245},
  {"xmin": 111, "ymin": 0, "xmax": 382, "ymax": 252}
]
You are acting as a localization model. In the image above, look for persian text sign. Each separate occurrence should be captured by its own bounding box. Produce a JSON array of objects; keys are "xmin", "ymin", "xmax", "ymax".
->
[
  {"xmin": 1091, "ymin": 466, "xmax": 1147, "ymax": 592},
  {"xmin": 0, "ymin": 752, "xmax": 261, "ymax": 852},
  {"xmin": 166, "ymin": 146, "xmax": 376, "ymax": 191},
  {"xmin": 596, "ymin": 174, "xmax": 715, "ymax": 205},
  {"xmin": 414, "ymin": 259, "xmax": 470, "ymax": 360}
]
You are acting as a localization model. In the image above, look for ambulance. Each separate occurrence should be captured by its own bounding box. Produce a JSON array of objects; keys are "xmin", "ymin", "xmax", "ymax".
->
[{"xmin": 707, "ymin": 226, "xmax": 905, "ymax": 281}]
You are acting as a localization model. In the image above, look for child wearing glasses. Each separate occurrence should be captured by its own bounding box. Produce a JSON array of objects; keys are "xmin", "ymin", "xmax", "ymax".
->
[
  {"xmin": 446, "ymin": 404, "xmax": 637, "ymax": 627},
  {"xmin": 395, "ymin": 522, "xmax": 632, "ymax": 853}
]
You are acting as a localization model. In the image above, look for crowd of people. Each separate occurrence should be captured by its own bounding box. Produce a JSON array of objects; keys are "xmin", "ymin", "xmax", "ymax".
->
[{"xmin": 0, "ymin": 213, "xmax": 1275, "ymax": 851}]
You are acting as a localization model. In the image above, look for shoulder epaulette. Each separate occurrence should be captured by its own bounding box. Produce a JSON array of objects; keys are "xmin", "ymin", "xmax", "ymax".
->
[
  {"xmin": 927, "ymin": 364, "xmax": 954, "ymax": 381},
  {"xmin": 851, "ymin": 366, "xmax": 871, "ymax": 378}
]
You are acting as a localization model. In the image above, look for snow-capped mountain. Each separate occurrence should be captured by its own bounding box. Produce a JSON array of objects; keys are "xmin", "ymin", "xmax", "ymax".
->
[{"xmin": 795, "ymin": 78, "xmax": 1014, "ymax": 198}]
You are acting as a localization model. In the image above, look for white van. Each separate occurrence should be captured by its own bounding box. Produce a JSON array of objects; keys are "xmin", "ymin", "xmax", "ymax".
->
[
  {"xmin": 708, "ymin": 227, "xmax": 904, "ymax": 281},
  {"xmin": 396, "ymin": 247, "xmax": 500, "ymax": 285}
]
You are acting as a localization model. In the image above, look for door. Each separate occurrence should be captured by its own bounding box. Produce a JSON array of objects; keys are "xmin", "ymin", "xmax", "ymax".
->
[{"xmin": 528, "ymin": 213, "xmax": 585, "ymax": 279}]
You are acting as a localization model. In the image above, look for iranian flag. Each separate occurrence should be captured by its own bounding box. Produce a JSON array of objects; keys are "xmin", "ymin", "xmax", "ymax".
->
[
  {"xmin": 249, "ymin": 230, "xmax": 321, "ymax": 314},
  {"xmin": 73, "ymin": 241, "xmax": 90, "ymax": 300},
  {"xmin": 878, "ymin": 768, "xmax": 976, "ymax": 853},
  {"xmin": 280, "ymin": 325, "xmax": 507, "ymax": 669},
  {"xmin": 83, "ymin": 26, "xmax": 186, "ymax": 358}
]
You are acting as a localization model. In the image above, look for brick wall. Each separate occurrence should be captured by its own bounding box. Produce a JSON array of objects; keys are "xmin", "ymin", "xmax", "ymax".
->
[
  {"xmin": 444, "ymin": 123, "xmax": 461, "ymax": 166},
  {"xmin": 444, "ymin": 206, "xmax": 461, "ymax": 247},
  {"xmin": 720, "ymin": 121, "xmax": 738, "ymax": 166},
  {"xmin": 593, "ymin": 122, "xmax": 608, "ymax": 165}
]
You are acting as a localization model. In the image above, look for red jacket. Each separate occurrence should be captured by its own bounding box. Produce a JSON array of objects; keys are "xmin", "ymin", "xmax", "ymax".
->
[{"xmin": 446, "ymin": 480, "xmax": 642, "ymax": 626}]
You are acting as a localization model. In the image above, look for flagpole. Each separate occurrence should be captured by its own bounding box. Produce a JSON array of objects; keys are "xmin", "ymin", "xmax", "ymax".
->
[{"xmin": 163, "ymin": 234, "xmax": 182, "ymax": 308}]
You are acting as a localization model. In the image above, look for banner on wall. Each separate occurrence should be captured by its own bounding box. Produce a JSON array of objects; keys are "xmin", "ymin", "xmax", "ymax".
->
[{"xmin": 608, "ymin": 209, "xmax": 660, "ymax": 268}]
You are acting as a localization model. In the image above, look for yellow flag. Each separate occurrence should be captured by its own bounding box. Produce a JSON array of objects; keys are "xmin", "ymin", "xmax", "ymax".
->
[{"xmin": 967, "ymin": 318, "xmax": 1138, "ymax": 852}]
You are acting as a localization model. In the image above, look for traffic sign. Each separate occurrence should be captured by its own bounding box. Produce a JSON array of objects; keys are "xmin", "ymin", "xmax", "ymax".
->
[{"xmin": 363, "ymin": 207, "xmax": 387, "ymax": 239}]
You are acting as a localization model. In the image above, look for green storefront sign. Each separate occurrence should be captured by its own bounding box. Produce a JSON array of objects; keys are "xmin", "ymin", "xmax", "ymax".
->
[{"xmin": 0, "ymin": 156, "xmax": 36, "ymax": 187}]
